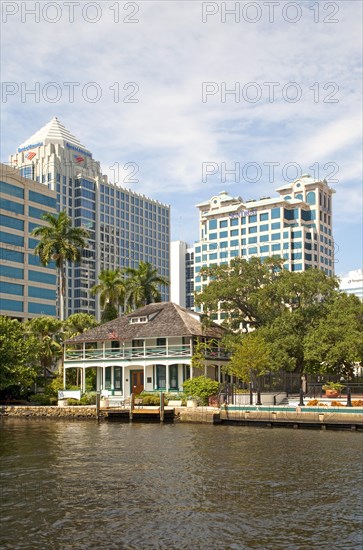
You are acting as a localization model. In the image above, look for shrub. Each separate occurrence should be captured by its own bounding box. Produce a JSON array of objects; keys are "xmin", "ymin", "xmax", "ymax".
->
[
  {"xmin": 330, "ymin": 400, "xmax": 345, "ymax": 407},
  {"xmin": 29, "ymin": 393, "xmax": 52, "ymax": 406},
  {"xmin": 307, "ymin": 399, "xmax": 319, "ymax": 406},
  {"xmin": 140, "ymin": 395, "xmax": 160, "ymax": 405},
  {"xmin": 182, "ymin": 376, "xmax": 220, "ymax": 405},
  {"xmin": 79, "ymin": 392, "xmax": 97, "ymax": 405},
  {"xmin": 352, "ymin": 400, "xmax": 363, "ymax": 406},
  {"xmin": 66, "ymin": 398, "xmax": 81, "ymax": 406}
]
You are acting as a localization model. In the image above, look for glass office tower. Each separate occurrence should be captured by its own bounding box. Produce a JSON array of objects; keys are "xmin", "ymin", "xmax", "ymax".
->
[{"xmin": 9, "ymin": 117, "xmax": 170, "ymax": 319}]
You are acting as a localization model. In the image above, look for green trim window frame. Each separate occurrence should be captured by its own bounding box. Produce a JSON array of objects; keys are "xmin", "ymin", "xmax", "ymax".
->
[
  {"xmin": 156, "ymin": 364, "xmax": 166, "ymax": 389},
  {"xmin": 105, "ymin": 367, "xmax": 112, "ymax": 389},
  {"xmin": 169, "ymin": 365, "xmax": 178, "ymax": 389},
  {"xmin": 114, "ymin": 367, "xmax": 122, "ymax": 391}
]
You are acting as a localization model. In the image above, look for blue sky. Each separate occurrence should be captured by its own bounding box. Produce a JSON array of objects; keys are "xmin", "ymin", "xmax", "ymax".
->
[{"xmin": 1, "ymin": 0, "xmax": 362, "ymax": 276}]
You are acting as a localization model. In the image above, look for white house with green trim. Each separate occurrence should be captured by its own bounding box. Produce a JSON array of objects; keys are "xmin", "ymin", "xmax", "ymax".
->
[{"xmin": 63, "ymin": 302, "xmax": 228, "ymax": 396}]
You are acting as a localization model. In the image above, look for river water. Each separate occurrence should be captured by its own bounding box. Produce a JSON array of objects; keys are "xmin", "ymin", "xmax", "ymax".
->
[{"xmin": 1, "ymin": 419, "xmax": 362, "ymax": 550}]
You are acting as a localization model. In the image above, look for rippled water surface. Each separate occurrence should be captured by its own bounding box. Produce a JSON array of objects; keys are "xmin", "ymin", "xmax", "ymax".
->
[{"xmin": 1, "ymin": 419, "xmax": 362, "ymax": 549}]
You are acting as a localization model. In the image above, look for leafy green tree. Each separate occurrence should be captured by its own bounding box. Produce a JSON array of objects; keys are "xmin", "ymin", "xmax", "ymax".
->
[
  {"xmin": 31, "ymin": 212, "xmax": 89, "ymax": 320},
  {"xmin": 124, "ymin": 261, "xmax": 169, "ymax": 309},
  {"xmin": 0, "ymin": 317, "xmax": 41, "ymax": 391},
  {"xmin": 90, "ymin": 269, "xmax": 127, "ymax": 322},
  {"xmin": 259, "ymin": 270, "xmax": 340, "ymax": 373},
  {"xmin": 224, "ymin": 332, "xmax": 273, "ymax": 389},
  {"xmin": 25, "ymin": 317, "xmax": 63, "ymax": 382},
  {"xmin": 304, "ymin": 293, "xmax": 363, "ymax": 377},
  {"xmin": 195, "ymin": 256, "xmax": 284, "ymax": 330}
]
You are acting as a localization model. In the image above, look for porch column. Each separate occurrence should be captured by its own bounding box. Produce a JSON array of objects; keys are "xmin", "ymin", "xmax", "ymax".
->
[
  {"xmin": 166, "ymin": 362, "xmax": 169, "ymax": 391},
  {"xmin": 217, "ymin": 364, "xmax": 221, "ymax": 383},
  {"xmin": 82, "ymin": 342, "xmax": 85, "ymax": 360},
  {"xmin": 82, "ymin": 367, "xmax": 86, "ymax": 393},
  {"xmin": 63, "ymin": 365, "xmax": 66, "ymax": 389},
  {"xmin": 190, "ymin": 365, "xmax": 194, "ymax": 379},
  {"xmin": 122, "ymin": 366, "xmax": 126, "ymax": 396},
  {"xmin": 102, "ymin": 367, "xmax": 106, "ymax": 391}
]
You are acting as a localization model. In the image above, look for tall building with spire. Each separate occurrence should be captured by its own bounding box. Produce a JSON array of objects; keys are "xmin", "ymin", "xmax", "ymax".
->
[{"xmin": 9, "ymin": 117, "xmax": 170, "ymax": 319}]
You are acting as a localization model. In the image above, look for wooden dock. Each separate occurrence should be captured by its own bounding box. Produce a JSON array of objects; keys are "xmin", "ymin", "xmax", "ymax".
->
[{"xmin": 104, "ymin": 406, "xmax": 175, "ymax": 422}]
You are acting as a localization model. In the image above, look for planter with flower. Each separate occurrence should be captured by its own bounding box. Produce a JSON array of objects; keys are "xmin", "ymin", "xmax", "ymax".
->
[{"xmin": 322, "ymin": 382, "xmax": 345, "ymax": 399}]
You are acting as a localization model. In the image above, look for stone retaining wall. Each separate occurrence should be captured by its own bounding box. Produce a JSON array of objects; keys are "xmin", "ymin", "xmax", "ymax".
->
[{"xmin": 1, "ymin": 406, "xmax": 97, "ymax": 418}]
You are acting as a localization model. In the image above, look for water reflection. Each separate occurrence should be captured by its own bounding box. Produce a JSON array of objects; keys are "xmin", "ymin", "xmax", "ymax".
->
[{"xmin": 1, "ymin": 419, "xmax": 362, "ymax": 549}]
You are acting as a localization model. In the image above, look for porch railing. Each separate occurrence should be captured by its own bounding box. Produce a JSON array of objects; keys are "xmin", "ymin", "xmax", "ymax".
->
[
  {"xmin": 65, "ymin": 345, "xmax": 192, "ymax": 361},
  {"xmin": 64, "ymin": 345, "xmax": 230, "ymax": 362}
]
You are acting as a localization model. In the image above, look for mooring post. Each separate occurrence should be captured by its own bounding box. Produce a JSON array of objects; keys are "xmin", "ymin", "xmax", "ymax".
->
[
  {"xmin": 96, "ymin": 391, "xmax": 100, "ymax": 420},
  {"xmin": 160, "ymin": 392, "xmax": 164, "ymax": 422},
  {"xmin": 299, "ymin": 388, "xmax": 305, "ymax": 407},
  {"xmin": 130, "ymin": 393, "xmax": 134, "ymax": 421},
  {"xmin": 346, "ymin": 387, "xmax": 352, "ymax": 407}
]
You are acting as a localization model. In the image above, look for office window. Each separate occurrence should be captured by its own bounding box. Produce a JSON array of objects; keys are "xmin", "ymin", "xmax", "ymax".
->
[
  {"xmin": 0, "ymin": 265, "xmax": 24, "ymax": 279},
  {"xmin": 248, "ymin": 226, "xmax": 257, "ymax": 234},
  {"xmin": 0, "ymin": 248, "xmax": 24, "ymax": 263},
  {"xmin": 0, "ymin": 231, "xmax": 24, "ymax": 247},
  {"xmin": 1, "ymin": 213, "xmax": 24, "ymax": 232},
  {"xmin": 209, "ymin": 219, "xmax": 217, "ymax": 230},
  {"xmin": 271, "ymin": 222, "xmax": 280, "ymax": 230},
  {"xmin": 271, "ymin": 208, "xmax": 280, "ymax": 219},
  {"xmin": 260, "ymin": 224, "xmax": 268, "ymax": 232},
  {"xmin": 29, "ymin": 191, "xmax": 56, "ymax": 208},
  {"xmin": 219, "ymin": 220, "xmax": 228, "ymax": 228},
  {"xmin": 0, "ymin": 298, "xmax": 23, "ymax": 312},
  {"xmin": 260, "ymin": 213, "xmax": 268, "ymax": 221},
  {"xmin": 0, "ymin": 281, "xmax": 23, "ymax": 296},
  {"xmin": 230, "ymin": 218, "xmax": 239, "ymax": 226},
  {"xmin": 1, "ymin": 198, "xmax": 24, "ymax": 215},
  {"xmin": 28, "ymin": 286, "xmax": 55, "ymax": 300},
  {"xmin": 29, "ymin": 206, "xmax": 47, "ymax": 220},
  {"xmin": 0, "ymin": 181, "xmax": 24, "ymax": 198}
]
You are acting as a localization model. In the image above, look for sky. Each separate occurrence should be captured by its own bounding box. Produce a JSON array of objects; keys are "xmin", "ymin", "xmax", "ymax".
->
[{"xmin": 1, "ymin": 0, "xmax": 362, "ymax": 277}]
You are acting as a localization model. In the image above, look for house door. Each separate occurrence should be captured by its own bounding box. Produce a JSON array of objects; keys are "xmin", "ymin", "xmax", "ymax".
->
[{"xmin": 131, "ymin": 370, "xmax": 144, "ymax": 395}]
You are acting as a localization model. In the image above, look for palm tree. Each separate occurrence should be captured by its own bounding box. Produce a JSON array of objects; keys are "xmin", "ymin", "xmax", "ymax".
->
[
  {"xmin": 90, "ymin": 269, "xmax": 127, "ymax": 322},
  {"xmin": 31, "ymin": 212, "xmax": 89, "ymax": 321},
  {"xmin": 124, "ymin": 261, "xmax": 169, "ymax": 309}
]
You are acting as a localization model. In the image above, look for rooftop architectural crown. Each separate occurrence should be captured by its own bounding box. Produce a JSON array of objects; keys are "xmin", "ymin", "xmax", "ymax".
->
[{"xmin": 17, "ymin": 116, "xmax": 90, "ymax": 153}]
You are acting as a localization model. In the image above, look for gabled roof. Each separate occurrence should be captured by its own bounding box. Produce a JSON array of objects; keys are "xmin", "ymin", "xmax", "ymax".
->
[
  {"xmin": 18, "ymin": 117, "xmax": 90, "ymax": 152},
  {"xmin": 65, "ymin": 302, "xmax": 226, "ymax": 344}
]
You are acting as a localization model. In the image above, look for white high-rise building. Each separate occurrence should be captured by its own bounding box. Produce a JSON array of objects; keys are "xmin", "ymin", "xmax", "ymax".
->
[
  {"xmin": 193, "ymin": 175, "xmax": 335, "ymax": 320},
  {"xmin": 339, "ymin": 269, "xmax": 363, "ymax": 300},
  {"xmin": 10, "ymin": 117, "xmax": 170, "ymax": 319}
]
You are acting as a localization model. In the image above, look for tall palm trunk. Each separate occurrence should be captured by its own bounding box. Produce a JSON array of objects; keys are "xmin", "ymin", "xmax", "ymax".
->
[{"xmin": 59, "ymin": 258, "xmax": 65, "ymax": 322}]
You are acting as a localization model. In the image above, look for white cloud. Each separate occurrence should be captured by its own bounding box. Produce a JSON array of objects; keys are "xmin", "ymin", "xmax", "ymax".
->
[{"xmin": 1, "ymin": 0, "xmax": 362, "ymax": 271}]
